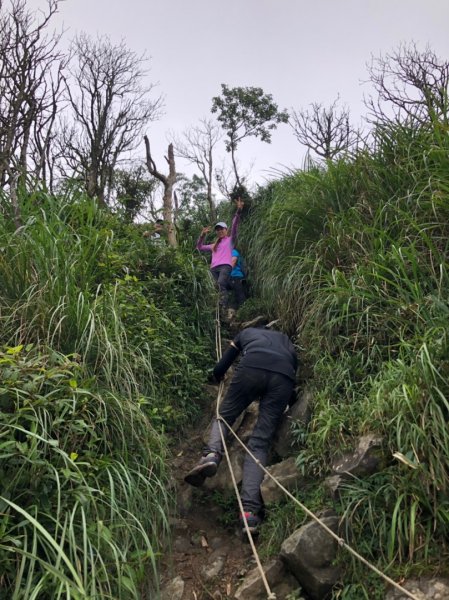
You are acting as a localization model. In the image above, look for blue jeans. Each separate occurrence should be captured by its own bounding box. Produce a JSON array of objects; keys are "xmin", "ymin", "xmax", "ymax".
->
[{"xmin": 206, "ymin": 366, "xmax": 293, "ymax": 513}]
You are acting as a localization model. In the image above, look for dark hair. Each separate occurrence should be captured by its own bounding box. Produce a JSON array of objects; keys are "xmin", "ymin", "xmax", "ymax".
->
[{"xmin": 155, "ymin": 219, "xmax": 164, "ymax": 225}]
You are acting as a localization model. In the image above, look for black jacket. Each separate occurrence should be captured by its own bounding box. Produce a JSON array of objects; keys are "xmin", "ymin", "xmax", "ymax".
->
[{"xmin": 213, "ymin": 327, "xmax": 297, "ymax": 382}]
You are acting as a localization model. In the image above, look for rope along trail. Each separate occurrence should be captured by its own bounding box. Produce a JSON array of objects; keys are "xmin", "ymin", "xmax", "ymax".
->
[{"xmin": 213, "ymin": 305, "xmax": 420, "ymax": 600}]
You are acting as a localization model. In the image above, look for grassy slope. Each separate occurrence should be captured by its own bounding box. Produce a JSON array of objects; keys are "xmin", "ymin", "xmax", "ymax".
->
[
  {"xmin": 238, "ymin": 123, "xmax": 449, "ymax": 597},
  {"xmin": 0, "ymin": 192, "xmax": 216, "ymax": 598}
]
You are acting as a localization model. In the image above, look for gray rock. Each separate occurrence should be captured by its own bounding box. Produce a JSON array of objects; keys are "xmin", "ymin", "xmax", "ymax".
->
[
  {"xmin": 331, "ymin": 434, "xmax": 384, "ymax": 478},
  {"xmin": 385, "ymin": 577, "xmax": 449, "ymax": 599},
  {"xmin": 273, "ymin": 388, "xmax": 312, "ymax": 458},
  {"xmin": 208, "ymin": 535, "xmax": 225, "ymax": 550},
  {"xmin": 323, "ymin": 474, "xmax": 346, "ymax": 498},
  {"xmin": 190, "ymin": 530, "xmax": 207, "ymax": 546},
  {"xmin": 177, "ymin": 484, "xmax": 194, "ymax": 516},
  {"xmin": 203, "ymin": 401, "xmax": 259, "ymax": 447},
  {"xmin": 234, "ymin": 558, "xmax": 302, "ymax": 600},
  {"xmin": 201, "ymin": 554, "xmax": 226, "ymax": 581},
  {"xmin": 159, "ymin": 575, "xmax": 185, "ymax": 600},
  {"xmin": 204, "ymin": 446, "xmax": 245, "ymax": 492},
  {"xmin": 261, "ymin": 456, "xmax": 304, "ymax": 505},
  {"xmin": 236, "ymin": 402, "xmax": 259, "ymax": 444},
  {"xmin": 280, "ymin": 516, "xmax": 341, "ymax": 600}
]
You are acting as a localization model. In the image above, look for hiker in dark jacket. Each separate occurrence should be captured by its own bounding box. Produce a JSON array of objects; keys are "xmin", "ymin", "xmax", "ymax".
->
[{"xmin": 185, "ymin": 326, "xmax": 297, "ymax": 534}]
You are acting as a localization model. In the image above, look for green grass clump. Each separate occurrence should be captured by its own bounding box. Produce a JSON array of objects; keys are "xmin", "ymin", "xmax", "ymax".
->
[{"xmin": 0, "ymin": 345, "xmax": 169, "ymax": 598}]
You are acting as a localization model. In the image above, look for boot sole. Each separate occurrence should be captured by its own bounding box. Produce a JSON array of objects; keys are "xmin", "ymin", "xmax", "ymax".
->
[{"xmin": 184, "ymin": 462, "xmax": 218, "ymax": 487}]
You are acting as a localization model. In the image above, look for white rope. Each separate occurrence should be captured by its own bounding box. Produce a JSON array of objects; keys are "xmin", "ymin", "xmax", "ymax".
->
[
  {"xmin": 212, "ymin": 302, "xmax": 420, "ymax": 600},
  {"xmin": 217, "ymin": 417, "xmax": 420, "ymax": 600}
]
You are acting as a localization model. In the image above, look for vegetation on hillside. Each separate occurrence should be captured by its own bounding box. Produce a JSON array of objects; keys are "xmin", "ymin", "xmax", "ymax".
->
[
  {"xmin": 0, "ymin": 191, "xmax": 216, "ymax": 598},
  {"xmin": 237, "ymin": 120, "xmax": 449, "ymax": 596}
]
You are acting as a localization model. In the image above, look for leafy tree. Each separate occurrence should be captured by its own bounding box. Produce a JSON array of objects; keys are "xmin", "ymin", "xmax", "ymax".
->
[
  {"xmin": 211, "ymin": 84, "xmax": 289, "ymax": 187},
  {"xmin": 61, "ymin": 33, "xmax": 161, "ymax": 206},
  {"xmin": 111, "ymin": 163, "xmax": 159, "ymax": 222},
  {"xmin": 290, "ymin": 98, "xmax": 359, "ymax": 160}
]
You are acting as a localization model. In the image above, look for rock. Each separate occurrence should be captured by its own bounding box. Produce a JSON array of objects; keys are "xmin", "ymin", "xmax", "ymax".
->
[
  {"xmin": 204, "ymin": 402, "xmax": 262, "ymax": 494},
  {"xmin": 239, "ymin": 315, "xmax": 269, "ymax": 329},
  {"xmin": 202, "ymin": 401, "xmax": 259, "ymax": 447},
  {"xmin": 159, "ymin": 575, "xmax": 185, "ymax": 600},
  {"xmin": 190, "ymin": 530, "xmax": 207, "ymax": 546},
  {"xmin": 208, "ymin": 535, "xmax": 225, "ymax": 550},
  {"xmin": 201, "ymin": 554, "xmax": 226, "ymax": 581},
  {"xmin": 273, "ymin": 388, "xmax": 313, "ymax": 458},
  {"xmin": 204, "ymin": 446, "xmax": 245, "ymax": 492},
  {"xmin": 384, "ymin": 577, "xmax": 449, "ymax": 599},
  {"xmin": 234, "ymin": 558, "xmax": 302, "ymax": 600},
  {"xmin": 236, "ymin": 401, "xmax": 259, "ymax": 444},
  {"xmin": 280, "ymin": 516, "xmax": 341, "ymax": 600},
  {"xmin": 331, "ymin": 434, "xmax": 384, "ymax": 478},
  {"xmin": 173, "ymin": 535, "xmax": 192, "ymax": 553},
  {"xmin": 177, "ymin": 484, "xmax": 194, "ymax": 516},
  {"xmin": 227, "ymin": 308, "xmax": 237, "ymax": 320},
  {"xmin": 261, "ymin": 456, "xmax": 304, "ymax": 505},
  {"xmin": 323, "ymin": 474, "xmax": 346, "ymax": 498}
]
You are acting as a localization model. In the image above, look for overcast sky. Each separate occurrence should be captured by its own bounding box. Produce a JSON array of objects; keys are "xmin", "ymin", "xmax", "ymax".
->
[{"xmin": 26, "ymin": 0, "xmax": 449, "ymax": 193}]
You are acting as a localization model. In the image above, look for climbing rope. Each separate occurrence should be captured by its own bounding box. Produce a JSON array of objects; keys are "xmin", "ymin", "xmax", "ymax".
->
[{"xmin": 213, "ymin": 304, "xmax": 421, "ymax": 600}]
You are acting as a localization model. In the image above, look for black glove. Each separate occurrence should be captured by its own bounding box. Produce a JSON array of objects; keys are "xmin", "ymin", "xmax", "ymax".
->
[
  {"xmin": 207, "ymin": 371, "xmax": 221, "ymax": 384},
  {"xmin": 288, "ymin": 387, "xmax": 298, "ymax": 407}
]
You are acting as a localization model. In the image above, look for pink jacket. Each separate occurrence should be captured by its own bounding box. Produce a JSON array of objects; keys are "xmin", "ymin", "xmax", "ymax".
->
[{"xmin": 196, "ymin": 212, "xmax": 241, "ymax": 269}]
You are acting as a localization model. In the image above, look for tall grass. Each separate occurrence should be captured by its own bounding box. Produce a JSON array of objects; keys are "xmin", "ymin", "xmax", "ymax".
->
[
  {"xmin": 0, "ymin": 190, "xmax": 216, "ymax": 597},
  {"xmin": 241, "ymin": 121, "xmax": 449, "ymax": 591},
  {"xmin": 0, "ymin": 346, "xmax": 169, "ymax": 598},
  {"xmin": 0, "ymin": 191, "xmax": 215, "ymax": 408}
]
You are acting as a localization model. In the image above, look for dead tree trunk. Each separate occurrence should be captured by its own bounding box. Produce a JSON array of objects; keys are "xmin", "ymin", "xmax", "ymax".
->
[
  {"xmin": 144, "ymin": 136, "xmax": 177, "ymax": 247},
  {"xmin": 9, "ymin": 171, "xmax": 22, "ymax": 230}
]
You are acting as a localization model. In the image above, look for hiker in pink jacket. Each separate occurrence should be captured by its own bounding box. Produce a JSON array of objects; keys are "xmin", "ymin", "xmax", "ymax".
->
[{"xmin": 196, "ymin": 198, "xmax": 244, "ymax": 308}]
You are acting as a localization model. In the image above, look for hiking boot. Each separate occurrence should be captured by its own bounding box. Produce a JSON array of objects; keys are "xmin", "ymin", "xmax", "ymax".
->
[
  {"xmin": 184, "ymin": 452, "xmax": 221, "ymax": 487},
  {"xmin": 239, "ymin": 511, "xmax": 262, "ymax": 535}
]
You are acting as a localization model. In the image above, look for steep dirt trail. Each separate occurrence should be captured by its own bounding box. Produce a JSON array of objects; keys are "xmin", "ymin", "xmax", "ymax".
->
[
  {"xmin": 159, "ymin": 379, "xmax": 261, "ymax": 600},
  {"xmin": 159, "ymin": 314, "xmax": 266, "ymax": 599},
  {"xmin": 161, "ymin": 311, "xmax": 292, "ymax": 600}
]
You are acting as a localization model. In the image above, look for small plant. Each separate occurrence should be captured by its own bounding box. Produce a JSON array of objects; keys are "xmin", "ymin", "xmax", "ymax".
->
[{"xmin": 209, "ymin": 490, "xmax": 238, "ymax": 529}]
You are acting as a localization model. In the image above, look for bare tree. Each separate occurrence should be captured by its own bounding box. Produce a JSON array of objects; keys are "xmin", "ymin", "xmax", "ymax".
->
[
  {"xmin": 213, "ymin": 158, "xmax": 253, "ymax": 200},
  {"xmin": 144, "ymin": 136, "xmax": 177, "ymax": 247},
  {"xmin": 61, "ymin": 33, "xmax": 161, "ymax": 206},
  {"xmin": 173, "ymin": 118, "xmax": 221, "ymax": 222},
  {"xmin": 30, "ymin": 59, "xmax": 66, "ymax": 191},
  {"xmin": 0, "ymin": 0, "xmax": 65, "ymax": 191},
  {"xmin": 214, "ymin": 160, "xmax": 234, "ymax": 199},
  {"xmin": 366, "ymin": 42, "xmax": 449, "ymax": 126},
  {"xmin": 290, "ymin": 98, "xmax": 359, "ymax": 160}
]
